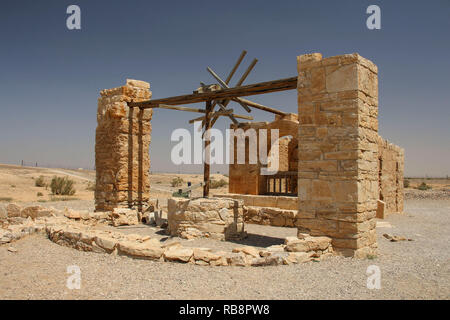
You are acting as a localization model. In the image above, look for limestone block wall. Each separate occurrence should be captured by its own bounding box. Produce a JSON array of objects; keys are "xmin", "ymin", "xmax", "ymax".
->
[
  {"xmin": 95, "ymin": 79, "xmax": 152, "ymax": 212},
  {"xmin": 214, "ymin": 193, "xmax": 298, "ymax": 210},
  {"xmin": 229, "ymin": 122, "xmax": 268, "ymax": 195},
  {"xmin": 296, "ymin": 53, "xmax": 379, "ymax": 258},
  {"xmin": 377, "ymin": 137, "xmax": 404, "ymax": 214},
  {"xmin": 167, "ymin": 197, "xmax": 246, "ymax": 240},
  {"xmin": 228, "ymin": 114, "xmax": 299, "ymax": 195}
]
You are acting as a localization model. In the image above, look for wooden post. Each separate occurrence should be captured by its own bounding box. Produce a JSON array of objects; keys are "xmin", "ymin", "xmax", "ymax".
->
[{"xmin": 203, "ymin": 100, "xmax": 213, "ymax": 197}]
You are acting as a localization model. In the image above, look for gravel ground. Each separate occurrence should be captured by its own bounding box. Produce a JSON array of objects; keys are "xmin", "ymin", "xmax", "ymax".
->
[
  {"xmin": 405, "ymin": 188, "xmax": 450, "ymax": 200},
  {"xmin": 1, "ymin": 199, "xmax": 449, "ymax": 299}
]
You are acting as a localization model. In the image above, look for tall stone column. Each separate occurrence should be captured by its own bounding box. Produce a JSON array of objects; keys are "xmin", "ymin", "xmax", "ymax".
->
[
  {"xmin": 296, "ymin": 53, "xmax": 379, "ymax": 258},
  {"xmin": 95, "ymin": 79, "xmax": 152, "ymax": 212}
]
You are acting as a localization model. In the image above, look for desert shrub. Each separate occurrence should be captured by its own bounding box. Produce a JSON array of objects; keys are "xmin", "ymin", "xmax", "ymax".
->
[
  {"xmin": 50, "ymin": 176, "xmax": 76, "ymax": 195},
  {"xmin": 86, "ymin": 181, "xmax": 96, "ymax": 191},
  {"xmin": 171, "ymin": 177, "xmax": 184, "ymax": 187},
  {"xmin": 404, "ymin": 179, "xmax": 410, "ymax": 188},
  {"xmin": 0, "ymin": 197, "xmax": 13, "ymax": 202},
  {"xmin": 10, "ymin": 185, "xmax": 16, "ymax": 188},
  {"xmin": 172, "ymin": 191, "xmax": 190, "ymax": 198},
  {"xmin": 37, "ymin": 192, "xmax": 43, "ymax": 197},
  {"xmin": 35, "ymin": 175, "xmax": 46, "ymax": 187},
  {"xmin": 417, "ymin": 182, "xmax": 432, "ymax": 191},
  {"xmin": 210, "ymin": 178, "xmax": 228, "ymax": 189}
]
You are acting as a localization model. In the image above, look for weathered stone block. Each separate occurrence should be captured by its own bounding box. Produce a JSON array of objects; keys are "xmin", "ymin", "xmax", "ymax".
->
[
  {"xmin": 167, "ymin": 197, "xmax": 246, "ymax": 240},
  {"xmin": 95, "ymin": 79, "xmax": 152, "ymax": 212}
]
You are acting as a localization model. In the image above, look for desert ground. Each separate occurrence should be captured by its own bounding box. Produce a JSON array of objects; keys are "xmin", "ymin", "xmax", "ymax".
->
[{"xmin": 0, "ymin": 164, "xmax": 449, "ymax": 299}]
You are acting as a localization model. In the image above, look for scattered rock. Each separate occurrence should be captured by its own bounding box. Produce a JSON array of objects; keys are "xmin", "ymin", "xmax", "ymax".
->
[
  {"xmin": 0, "ymin": 204, "xmax": 8, "ymax": 219},
  {"xmin": 266, "ymin": 244, "xmax": 286, "ymax": 252},
  {"xmin": 94, "ymin": 235, "xmax": 118, "ymax": 252},
  {"xmin": 111, "ymin": 208, "xmax": 139, "ymax": 227},
  {"xmin": 285, "ymin": 236, "xmax": 331, "ymax": 252},
  {"xmin": 7, "ymin": 246, "xmax": 18, "ymax": 253},
  {"xmin": 251, "ymin": 255, "xmax": 283, "ymax": 267},
  {"xmin": 193, "ymin": 248, "xmax": 221, "ymax": 263},
  {"xmin": 232, "ymin": 246, "xmax": 261, "ymax": 258},
  {"xmin": 6, "ymin": 204, "xmax": 22, "ymax": 217},
  {"xmin": 64, "ymin": 208, "xmax": 81, "ymax": 219},
  {"xmin": 227, "ymin": 252, "xmax": 250, "ymax": 267},
  {"xmin": 383, "ymin": 233, "xmax": 412, "ymax": 242},
  {"xmin": 163, "ymin": 246, "xmax": 193, "ymax": 263},
  {"xmin": 118, "ymin": 241, "xmax": 164, "ymax": 260},
  {"xmin": 285, "ymin": 252, "xmax": 313, "ymax": 264}
]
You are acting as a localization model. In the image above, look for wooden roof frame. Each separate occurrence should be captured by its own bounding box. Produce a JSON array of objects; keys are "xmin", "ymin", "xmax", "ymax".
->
[
  {"xmin": 126, "ymin": 50, "xmax": 299, "ymax": 197},
  {"xmin": 128, "ymin": 76, "xmax": 297, "ymax": 115}
]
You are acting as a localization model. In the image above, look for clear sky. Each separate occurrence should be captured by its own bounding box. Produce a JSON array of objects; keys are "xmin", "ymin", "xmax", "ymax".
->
[{"xmin": 0, "ymin": 0, "xmax": 449, "ymax": 177}]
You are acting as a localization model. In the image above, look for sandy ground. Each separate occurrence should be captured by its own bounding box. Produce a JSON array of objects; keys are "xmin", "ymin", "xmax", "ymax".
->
[
  {"xmin": 0, "ymin": 199, "xmax": 449, "ymax": 300},
  {"xmin": 1, "ymin": 165, "xmax": 449, "ymax": 299},
  {"xmin": 0, "ymin": 164, "xmax": 228, "ymax": 207}
]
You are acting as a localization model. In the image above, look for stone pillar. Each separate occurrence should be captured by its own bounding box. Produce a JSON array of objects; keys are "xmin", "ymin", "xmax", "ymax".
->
[
  {"xmin": 296, "ymin": 53, "xmax": 379, "ymax": 258},
  {"xmin": 95, "ymin": 79, "xmax": 152, "ymax": 212}
]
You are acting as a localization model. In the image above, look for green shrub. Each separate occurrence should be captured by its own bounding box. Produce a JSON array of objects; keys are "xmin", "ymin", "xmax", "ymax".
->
[
  {"xmin": 35, "ymin": 175, "xmax": 46, "ymax": 187},
  {"xmin": 171, "ymin": 177, "xmax": 184, "ymax": 187},
  {"xmin": 37, "ymin": 192, "xmax": 43, "ymax": 197},
  {"xmin": 210, "ymin": 178, "xmax": 228, "ymax": 189},
  {"xmin": 417, "ymin": 182, "xmax": 432, "ymax": 191},
  {"xmin": 404, "ymin": 179, "xmax": 410, "ymax": 188},
  {"xmin": 50, "ymin": 176, "xmax": 76, "ymax": 195},
  {"xmin": 172, "ymin": 191, "xmax": 190, "ymax": 198}
]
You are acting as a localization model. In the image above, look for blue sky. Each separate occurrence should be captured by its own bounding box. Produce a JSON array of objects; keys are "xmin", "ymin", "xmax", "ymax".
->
[{"xmin": 0, "ymin": 0, "xmax": 449, "ymax": 176}]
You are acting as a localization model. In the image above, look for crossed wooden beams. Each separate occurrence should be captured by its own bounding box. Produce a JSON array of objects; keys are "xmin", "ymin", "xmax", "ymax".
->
[
  {"xmin": 129, "ymin": 51, "xmax": 294, "ymax": 122},
  {"xmin": 127, "ymin": 51, "xmax": 297, "ymax": 197}
]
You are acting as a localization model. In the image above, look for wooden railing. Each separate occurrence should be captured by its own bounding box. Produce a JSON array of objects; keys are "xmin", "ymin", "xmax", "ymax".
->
[{"xmin": 264, "ymin": 171, "xmax": 297, "ymax": 196}]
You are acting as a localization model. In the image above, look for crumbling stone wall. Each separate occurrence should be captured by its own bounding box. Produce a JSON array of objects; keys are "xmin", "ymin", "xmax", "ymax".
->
[
  {"xmin": 296, "ymin": 53, "xmax": 379, "ymax": 258},
  {"xmin": 228, "ymin": 114, "xmax": 299, "ymax": 195},
  {"xmin": 95, "ymin": 79, "xmax": 152, "ymax": 212},
  {"xmin": 377, "ymin": 137, "xmax": 404, "ymax": 215},
  {"xmin": 167, "ymin": 197, "xmax": 246, "ymax": 240}
]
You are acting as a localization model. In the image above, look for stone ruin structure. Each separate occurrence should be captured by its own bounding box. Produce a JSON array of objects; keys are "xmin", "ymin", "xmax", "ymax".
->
[
  {"xmin": 94, "ymin": 52, "xmax": 404, "ymax": 259},
  {"xmin": 95, "ymin": 80, "xmax": 153, "ymax": 212},
  {"xmin": 228, "ymin": 113, "xmax": 299, "ymax": 195},
  {"xmin": 167, "ymin": 197, "xmax": 246, "ymax": 240}
]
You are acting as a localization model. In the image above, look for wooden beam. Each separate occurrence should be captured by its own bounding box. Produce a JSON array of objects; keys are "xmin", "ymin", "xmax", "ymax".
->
[
  {"xmin": 188, "ymin": 111, "xmax": 253, "ymax": 124},
  {"xmin": 207, "ymin": 67, "xmax": 251, "ymax": 112},
  {"xmin": 236, "ymin": 58, "xmax": 258, "ymax": 86},
  {"xmin": 154, "ymin": 104, "xmax": 206, "ymax": 113},
  {"xmin": 189, "ymin": 109, "xmax": 233, "ymax": 124},
  {"xmin": 209, "ymin": 53, "xmax": 252, "ymax": 112},
  {"xmin": 203, "ymin": 100, "xmax": 213, "ymax": 198},
  {"xmin": 209, "ymin": 58, "xmax": 259, "ymax": 124},
  {"xmin": 129, "ymin": 76, "xmax": 297, "ymax": 108},
  {"xmin": 225, "ymin": 50, "xmax": 247, "ymax": 84},
  {"xmin": 207, "ymin": 67, "xmax": 287, "ymax": 116},
  {"xmin": 232, "ymin": 98, "xmax": 287, "ymax": 116}
]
